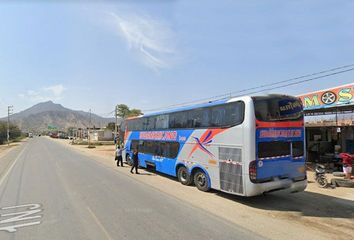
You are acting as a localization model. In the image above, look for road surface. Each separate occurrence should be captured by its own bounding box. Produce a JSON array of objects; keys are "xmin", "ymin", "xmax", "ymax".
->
[{"xmin": 0, "ymin": 137, "xmax": 262, "ymax": 240}]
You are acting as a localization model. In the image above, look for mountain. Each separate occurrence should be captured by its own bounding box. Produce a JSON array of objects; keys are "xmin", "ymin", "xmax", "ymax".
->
[{"xmin": 1, "ymin": 101, "xmax": 115, "ymax": 133}]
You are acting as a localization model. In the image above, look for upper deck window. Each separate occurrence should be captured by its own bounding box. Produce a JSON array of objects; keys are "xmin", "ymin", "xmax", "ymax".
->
[
  {"xmin": 253, "ymin": 96, "xmax": 303, "ymax": 122},
  {"xmin": 127, "ymin": 101, "xmax": 244, "ymax": 131}
]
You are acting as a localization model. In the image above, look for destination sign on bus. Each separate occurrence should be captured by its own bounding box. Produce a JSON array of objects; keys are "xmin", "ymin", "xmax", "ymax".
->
[
  {"xmin": 259, "ymin": 129, "xmax": 302, "ymax": 138},
  {"xmin": 278, "ymin": 99, "xmax": 302, "ymax": 115},
  {"xmin": 139, "ymin": 131, "xmax": 177, "ymax": 141}
]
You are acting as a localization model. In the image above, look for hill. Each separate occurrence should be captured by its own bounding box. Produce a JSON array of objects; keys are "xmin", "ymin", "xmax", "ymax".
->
[{"xmin": 1, "ymin": 101, "xmax": 115, "ymax": 133}]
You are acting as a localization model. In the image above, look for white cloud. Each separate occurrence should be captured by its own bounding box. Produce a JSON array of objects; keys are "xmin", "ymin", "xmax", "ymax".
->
[
  {"xmin": 109, "ymin": 12, "xmax": 177, "ymax": 71},
  {"xmin": 43, "ymin": 84, "xmax": 65, "ymax": 98},
  {"xmin": 19, "ymin": 84, "xmax": 66, "ymax": 102}
]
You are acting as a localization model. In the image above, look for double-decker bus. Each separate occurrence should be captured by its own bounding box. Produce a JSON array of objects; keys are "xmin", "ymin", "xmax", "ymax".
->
[{"xmin": 123, "ymin": 94, "xmax": 307, "ymax": 196}]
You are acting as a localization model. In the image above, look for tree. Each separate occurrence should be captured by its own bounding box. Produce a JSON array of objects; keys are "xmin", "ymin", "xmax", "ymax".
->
[
  {"xmin": 0, "ymin": 121, "xmax": 21, "ymax": 145},
  {"xmin": 106, "ymin": 122, "xmax": 115, "ymax": 131},
  {"xmin": 128, "ymin": 109, "xmax": 142, "ymax": 117},
  {"xmin": 117, "ymin": 104, "xmax": 130, "ymax": 118},
  {"xmin": 117, "ymin": 104, "xmax": 143, "ymax": 118},
  {"xmin": 115, "ymin": 104, "xmax": 142, "ymax": 145}
]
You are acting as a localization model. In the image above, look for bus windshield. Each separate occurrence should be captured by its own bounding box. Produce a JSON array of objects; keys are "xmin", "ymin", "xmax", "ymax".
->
[{"xmin": 253, "ymin": 95, "xmax": 303, "ymax": 122}]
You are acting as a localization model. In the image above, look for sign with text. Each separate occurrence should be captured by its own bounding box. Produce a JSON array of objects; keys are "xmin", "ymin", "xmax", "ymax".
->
[
  {"xmin": 297, "ymin": 83, "xmax": 354, "ymax": 111},
  {"xmin": 259, "ymin": 129, "xmax": 302, "ymax": 138},
  {"xmin": 139, "ymin": 131, "xmax": 177, "ymax": 141}
]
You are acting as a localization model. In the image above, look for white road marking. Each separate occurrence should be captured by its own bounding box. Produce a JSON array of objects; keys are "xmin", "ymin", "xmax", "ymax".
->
[
  {"xmin": 0, "ymin": 203, "xmax": 43, "ymax": 233},
  {"xmin": 1, "ymin": 203, "xmax": 41, "ymax": 210},
  {"xmin": 87, "ymin": 206, "xmax": 113, "ymax": 240},
  {"xmin": 0, "ymin": 145, "xmax": 27, "ymax": 187},
  {"xmin": 0, "ymin": 221, "xmax": 41, "ymax": 233}
]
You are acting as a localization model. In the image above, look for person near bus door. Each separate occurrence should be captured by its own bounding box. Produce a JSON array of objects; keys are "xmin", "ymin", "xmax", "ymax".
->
[
  {"xmin": 115, "ymin": 145, "xmax": 125, "ymax": 167},
  {"xmin": 131, "ymin": 149, "xmax": 139, "ymax": 174}
]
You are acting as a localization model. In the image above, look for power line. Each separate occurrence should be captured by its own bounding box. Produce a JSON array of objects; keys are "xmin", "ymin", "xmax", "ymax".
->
[
  {"xmin": 233, "ymin": 67, "xmax": 354, "ymax": 97},
  {"xmin": 100, "ymin": 110, "xmax": 115, "ymax": 117},
  {"xmin": 226, "ymin": 63, "xmax": 354, "ymax": 97},
  {"xmin": 143, "ymin": 63, "xmax": 354, "ymax": 113}
]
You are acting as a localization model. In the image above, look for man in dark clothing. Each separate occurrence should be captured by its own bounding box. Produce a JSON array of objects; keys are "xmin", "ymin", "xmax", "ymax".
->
[{"xmin": 130, "ymin": 149, "xmax": 139, "ymax": 174}]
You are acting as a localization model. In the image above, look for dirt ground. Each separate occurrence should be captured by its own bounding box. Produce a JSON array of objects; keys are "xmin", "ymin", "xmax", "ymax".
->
[
  {"xmin": 0, "ymin": 140, "xmax": 26, "ymax": 177},
  {"xmin": 0, "ymin": 142, "xmax": 20, "ymax": 158},
  {"xmin": 52, "ymin": 138, "xmax": 354, "ymax": 240}
]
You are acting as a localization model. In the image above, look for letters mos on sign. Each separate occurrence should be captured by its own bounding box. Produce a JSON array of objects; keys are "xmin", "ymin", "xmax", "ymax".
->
[
  {"xmin": 0, "ymin": 204, "xmax": 43, "ymax": 233},
  {"xmin": 298, "ymin": 83, "xmax": 354, "ymax": 110}
]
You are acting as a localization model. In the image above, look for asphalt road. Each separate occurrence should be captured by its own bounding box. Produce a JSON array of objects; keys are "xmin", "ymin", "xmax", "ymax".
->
[{"xmin": 0, "ymin": 138, "xmax": 263, "ymax": 240}]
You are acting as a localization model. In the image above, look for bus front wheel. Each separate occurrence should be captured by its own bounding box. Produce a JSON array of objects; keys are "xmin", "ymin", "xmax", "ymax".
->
[
  {"xmin": 177, "ymin": 166, "xmax": 192, "ymax": 185},
  {"xmin": 193, "ymin": 170, "xmax": 210, "ymax": 192}
]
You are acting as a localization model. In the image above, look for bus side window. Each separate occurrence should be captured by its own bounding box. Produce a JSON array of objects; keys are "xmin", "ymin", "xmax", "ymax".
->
[
  {"xmin": 131, "ymin": 140, "xmax": 138, "ymax": 151},
  {"xmin": 201, "ymin": 109, "xmax": 210, "ymax": 127},
  {"xmin": 211, "ymin": 107, "xmax": 224, "ymax": 127},
  {"xmin": 169, "ymin": 112, "xmax": 187, "ymax": 129},
  {"xmin": 165, "ymin": 143, "xmax": 170, "ymax": 157},
  {"xmin": 146, "ymin": 117, "xmax": 156, "ymax": 130},
  {"xmin": 156, "ymin": 114, "xmax": 169, "ymax": 129},
  {"xmin": 160, "ymin": 142, "xmax": 166, "ymax": 157},
  {"xmin": 170, "ymin": 142, "xmax": 179, "ymax": 158},
  {"xmin": 154, "ymin": 141, "xmax": 160, "ymax": 156}
]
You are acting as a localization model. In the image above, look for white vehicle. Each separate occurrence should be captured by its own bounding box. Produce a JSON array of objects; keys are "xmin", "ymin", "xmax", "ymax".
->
[{"xmin": 124, "ymin": 94, "xmax": 307, "ymax": 196}]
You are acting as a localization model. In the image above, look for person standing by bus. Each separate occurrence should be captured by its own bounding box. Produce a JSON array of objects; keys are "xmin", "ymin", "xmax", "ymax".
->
[
  {"xmin": 115, "ymin": 145, "xmax": 125, "ymax": 167},
  {"xmin": 130, "ymin": 149, "xmax": 139, "ymax": 174}
]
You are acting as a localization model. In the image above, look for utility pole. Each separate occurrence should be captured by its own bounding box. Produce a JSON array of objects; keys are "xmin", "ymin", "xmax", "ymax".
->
[
  {"xmin": 7, "ymin": 106, "xmax": 13, "ymax": 146},
  {"xmin": 88, "ymin": 109, "xmax": 91, "ymax": 147},
  {"xmin": 114, "ymin": 105, "xmax": 118, "ymax": 148}
]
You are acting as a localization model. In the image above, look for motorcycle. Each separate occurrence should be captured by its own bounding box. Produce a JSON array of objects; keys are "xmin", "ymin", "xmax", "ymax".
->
[{"xmin": 315, "ymin": 164, "xmax": 328, "ymax": 188}]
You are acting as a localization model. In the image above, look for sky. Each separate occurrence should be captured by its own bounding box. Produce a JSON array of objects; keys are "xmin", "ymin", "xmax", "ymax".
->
[{"xmin": 0, "ymin": 0, "xmax": 354, "ymax": 118}]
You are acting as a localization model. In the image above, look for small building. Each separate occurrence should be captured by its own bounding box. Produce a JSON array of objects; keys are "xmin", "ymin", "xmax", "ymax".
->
[
  {"xmin": 88, "ymin": 128, "xmax": 113, "ymax": 142},
  {"xmin": 298, "ymin": 83, "xmax": 354, "ymax": 163}
]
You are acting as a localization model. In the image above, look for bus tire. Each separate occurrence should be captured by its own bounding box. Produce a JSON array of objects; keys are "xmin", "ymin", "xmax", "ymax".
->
[
  {"xmin": 193, "ymin": 169, "xmax": 210, "ymax": 192},
  {"xmin": 177, "ymin": 166, "xmax": 192, "ymax": 185}
]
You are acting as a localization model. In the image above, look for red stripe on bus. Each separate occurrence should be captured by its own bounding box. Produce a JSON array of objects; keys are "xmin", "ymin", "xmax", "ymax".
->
[{"xmin": 256, "ymin": 120, "xmax": 303, "ymax": 128}]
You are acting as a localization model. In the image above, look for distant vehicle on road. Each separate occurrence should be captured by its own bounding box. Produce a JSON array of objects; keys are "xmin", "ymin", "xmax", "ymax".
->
[
  {"xmin": 123, "ymin": 94, "xmax": 307, "ymax": 196},
  {"xmin": 28, "ymin": 133, "xmax": 33, "ymax": 138}
]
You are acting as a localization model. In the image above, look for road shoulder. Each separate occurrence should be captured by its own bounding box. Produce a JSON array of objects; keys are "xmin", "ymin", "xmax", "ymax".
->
[{"xmin": 0, "ymin": 141, "xmax": 26, "ymax": 179}]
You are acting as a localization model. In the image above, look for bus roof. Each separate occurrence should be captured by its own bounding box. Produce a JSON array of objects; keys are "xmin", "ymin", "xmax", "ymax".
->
[
  {"xmin": 127, "ymin": 94, "xmax": 297, "ymax": 120},
  {"xmin": 141, "ymin": 98, "xmax": 228, "ymax": 117},
  {"xmin": 141, "ymin": 96, "xmax": 254, "ymax": 118}
]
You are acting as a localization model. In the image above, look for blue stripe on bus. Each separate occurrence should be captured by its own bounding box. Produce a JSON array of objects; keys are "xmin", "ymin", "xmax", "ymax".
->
[
  {"xmin": 126, "ymin": 129, "xmax": 195, "ymax": 176},
  {"xmin": 256, "ymin": 158, "xmax": 305, "ymax": 179}
]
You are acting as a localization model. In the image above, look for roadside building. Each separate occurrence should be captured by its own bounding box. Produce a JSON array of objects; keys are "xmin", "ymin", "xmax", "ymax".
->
[
  {"xmin": 76, "ymin": 128, "xmax": 88, "ymax": 140},
  {"xmin": 298, "ymin": 83, "xmax": 354, "ymax": 164},
  {"xmin": 88, "ymin": 128, "xmax": 113, "ymax": 142}
]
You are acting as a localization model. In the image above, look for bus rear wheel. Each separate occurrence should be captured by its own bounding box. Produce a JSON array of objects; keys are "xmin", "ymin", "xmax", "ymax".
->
[
  {"xmin": 177, "ymin": 166, "xmax": 192, "ymax": 185},
  {"xmin": 193, "ymin": 170, "xmax": 210, "ymax": 192}
]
